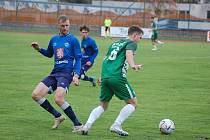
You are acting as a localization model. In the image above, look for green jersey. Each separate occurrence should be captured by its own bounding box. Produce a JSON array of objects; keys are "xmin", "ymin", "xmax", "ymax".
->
[
  {"xmin": 151, "ymin": 21, "xmax": 158, "ymax": 40},
  {"xmin": 101, "ymin": 39, "xmax": 137, "ymax": 79},
  {"xmin": 151, "ymin": 21, "xmax": 158, "ymax": 33}
]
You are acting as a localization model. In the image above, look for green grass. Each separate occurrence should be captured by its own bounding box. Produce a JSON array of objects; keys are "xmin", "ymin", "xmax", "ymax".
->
[{"xmin": 0, "ymin": 31, "xmax": 210, "ymax": 140}]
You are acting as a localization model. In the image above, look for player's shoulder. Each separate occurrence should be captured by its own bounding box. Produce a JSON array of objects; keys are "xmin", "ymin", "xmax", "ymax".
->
[
  {"xmin": 121, "ymin": 39, "xmax": 134, "ymax": 45},
  {"xmin": 124, "ymin": 39, "xmax": 137, "ymax": 49},
  {"xmin": 66, "ymin": 34, "xmax": 80, "ymax": 42},
  {"xmin": 86, "ymin": 36, "xmax": 96, "ymax": 44},
  {"xmin": 51, "ymin": 34, "xmax": 59, "ymax": 40},
  {"xmin": 87, "ymin": 36, "xmax": 95, "ymax": 41},
  {"xmin": 66, "ymin": 33, "xmax": 76, "ymax": 39}
]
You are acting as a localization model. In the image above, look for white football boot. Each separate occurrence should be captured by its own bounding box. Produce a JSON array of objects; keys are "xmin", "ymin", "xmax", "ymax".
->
[
  {"xmin": 51, "ymin": 115, "xmax": 66, "ymax": 129},
  {"xmin": 110, "ymin": 124, "xmax": 129, "ymax": 136}
]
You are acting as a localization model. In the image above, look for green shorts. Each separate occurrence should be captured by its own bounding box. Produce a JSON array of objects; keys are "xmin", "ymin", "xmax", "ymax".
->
[
  {"xmin": 100, "ymin": 77, "xmax": 136, "ymax": 102},
  {"xmin": 151, "ymin": 31, "xmax": 158, "ymax": 41}
]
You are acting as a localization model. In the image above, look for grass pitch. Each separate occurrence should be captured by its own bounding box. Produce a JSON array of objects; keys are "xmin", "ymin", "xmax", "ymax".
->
[{"xmin": 0, "ymin": 31, "xmax": 210, "ymax": 140}]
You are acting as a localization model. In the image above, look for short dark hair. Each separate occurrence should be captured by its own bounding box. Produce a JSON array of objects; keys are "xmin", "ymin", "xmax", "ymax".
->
[
  {"xmin": 58, "ymin": 15, "xmax": 69, "ymax": 23},
  {"xmin": 80, "ymin": 25, "xmax": 90, "ymax": 32},
  {"xmin": 128, "ymin": 25, "xmax": 144, "ymax": 36},
  {"xmin": 151, "ymin": 16, "xmax": 155, "ymax": 19}
]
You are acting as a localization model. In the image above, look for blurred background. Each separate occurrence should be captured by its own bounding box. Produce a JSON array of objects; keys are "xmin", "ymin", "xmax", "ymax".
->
[{"xmin": 0, "ymin": 0, "xmax": 210, "ymax": 41}]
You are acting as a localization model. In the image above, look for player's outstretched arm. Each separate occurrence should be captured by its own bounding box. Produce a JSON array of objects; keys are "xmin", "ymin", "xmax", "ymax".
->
[
  {"xmin": 126, "ymin": 50, "xmax": 143, "ymax": 71},
  {"xmin": 31, "ymin": 42, "xmax": 40, "ymax": 51}
]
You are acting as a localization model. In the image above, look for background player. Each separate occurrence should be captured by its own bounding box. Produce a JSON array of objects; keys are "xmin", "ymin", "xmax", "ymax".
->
[
  {"xmin": 79, "ymin": 25, "xmax": 98, "ymax": 86},
  {"xmin": 151, "ymin": 16, "xmax": 164, "ymax": 50}
]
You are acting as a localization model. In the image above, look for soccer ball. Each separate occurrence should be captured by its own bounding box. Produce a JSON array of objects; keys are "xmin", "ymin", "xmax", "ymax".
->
[{"xmin": 159, "ymin": 119, "xmax": 175, "ymax": 134}]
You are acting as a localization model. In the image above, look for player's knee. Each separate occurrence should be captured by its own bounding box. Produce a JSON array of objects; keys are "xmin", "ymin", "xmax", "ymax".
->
[
  {"xmin": 100, "ymin": 102, "xmax": 109, "ymax": 111},
  {"xmin": 102, "ymin": 105, "xmax": 108, "ymax": 111},
  {"xmin": 54, "ymin": 96, "xmax": 64, "ymax": 106},
  {"xmin": 32, "ymin": 91, "xmax": 40, "ymax": 101},
  {"xmin": 54, "ymin": 97, "xmax": 61, "ymax": 105},
  {"xmin": 126, "ymin": 98, "xmax": 137, "ymax": 108}
]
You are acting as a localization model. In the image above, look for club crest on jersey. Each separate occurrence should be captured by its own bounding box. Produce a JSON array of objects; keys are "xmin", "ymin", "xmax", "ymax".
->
[
  {"xmin": 64, "ymin": 42, "xmax": 69, "ymax": 47},
  {"xmin": 56, "ymin": 48, "xmax": 64, "ymax": 59},
  {"xmin": 53, "ymin": 43, "xmax": 57, "ymax": 47},
  {"xmin": 83, "ymin": 45, "xmax": 87, "ymax": 48}
]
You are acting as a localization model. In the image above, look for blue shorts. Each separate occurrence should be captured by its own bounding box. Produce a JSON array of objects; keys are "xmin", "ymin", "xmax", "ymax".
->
[
  {"xmin": 81, "ymin": 59, "xmax": 93, "ymax": 72},
  {"xmin": 81, "ymin": 64, "xmax": 92, "ymax": 72},
  {"xmin": 41, "ymin": 72, "xmax": 73, "ymax": 94}
]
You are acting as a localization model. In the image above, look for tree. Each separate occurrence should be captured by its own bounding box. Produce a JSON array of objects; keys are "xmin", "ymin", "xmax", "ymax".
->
[{"xmin": 147, "ymin": 0, "xmax": 177, "ymax": 17}]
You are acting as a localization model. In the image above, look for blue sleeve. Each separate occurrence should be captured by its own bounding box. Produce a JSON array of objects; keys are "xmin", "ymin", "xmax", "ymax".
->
[
  {"xmin": 39, "ymin": 39, "xmax": 54, "ymax": 58},
  {"xmin": 88, "ymin": 40, "xmax": 98, "ymax": 63},
  {"xmin": 73, "ymin": 38, "xmax": 82, "ymax": 75}
]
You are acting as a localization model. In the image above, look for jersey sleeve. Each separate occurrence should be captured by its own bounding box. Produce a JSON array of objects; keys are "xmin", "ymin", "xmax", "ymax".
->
[
  {"xmin": 72, "ymin": 37, "xmax": 82, "ymax": 75},
  {"xmin": 88, "ymin": 40, "xmax": 98, "ymax": 63},
  {"xmin": 39, "ymin": 37, "xmax": 54, "ymax": 58},
  {"xmin": 125, "ymin": 42, "xmax": 137, "ymax": 52}
]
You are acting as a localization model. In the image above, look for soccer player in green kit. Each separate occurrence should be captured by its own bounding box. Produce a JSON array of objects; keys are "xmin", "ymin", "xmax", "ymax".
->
[
  {"xmin": 81, "ymin": 25, "xmax": 144, "ymax": 136},
  {"xmin": 151, "ymin": 16, "xmax": 164, "ymax": 50}
]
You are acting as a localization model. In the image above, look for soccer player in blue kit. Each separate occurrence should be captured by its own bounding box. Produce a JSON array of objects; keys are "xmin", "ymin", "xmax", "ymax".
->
[
  {"xmin": 79, "ymin": 25, "xmax": 98, "ymax": 86},
  {"xmin": 31, "ymin": 15, "xmax": 83, "ymax": 132}
]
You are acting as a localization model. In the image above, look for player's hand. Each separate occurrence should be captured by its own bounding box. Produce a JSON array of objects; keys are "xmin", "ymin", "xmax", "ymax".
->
[
  {"xmin": 132, "ymin": 64, "xmax": 143, "ymax": 71},
  {"xmin": 73, "ymin": 75, "xmax": 80, "ymax": 86},
  {"xmin": 31, "ymin": 42, "xmax": 40, "ymax": 51},
  {"xmin": 86, "ymin": 61, "xmax": 92, "ymax": 66},
  {"xmin": 97, "ymin": 77, "xmax": 101, "ymax": 86}
]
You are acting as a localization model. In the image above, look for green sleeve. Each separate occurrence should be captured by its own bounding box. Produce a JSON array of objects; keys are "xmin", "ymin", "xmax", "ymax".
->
[{"xmin": 125, "ymin": 42, "xmax": 137, "ymax": 52}]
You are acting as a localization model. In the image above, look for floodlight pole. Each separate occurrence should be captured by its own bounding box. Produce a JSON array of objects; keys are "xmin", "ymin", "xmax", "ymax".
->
[
  {"xmin": 57, "ymin": 0, "xmax": 60, "ymax": 18},
  {"xmin": 100, "ymin": 0, "xmax": 102, "ymax": 16},
  {"xmin": 143, "ymin": 0, "xmax": 146, "ymax": 27},
  {"xmin": 16, "ymin": 0, "xmax": 19, "ymax": 22},
  {"xmin": 188, "ymin": 0, "xmax": 191, "ymax": 30}
]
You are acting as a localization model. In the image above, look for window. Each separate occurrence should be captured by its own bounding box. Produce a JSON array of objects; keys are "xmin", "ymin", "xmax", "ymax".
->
[
  {"xmin": 176, "ymin": 0, "xmax": 199, "ymax": 3},
  {"xmin": 207, "ymin": 11, "xmax": 210, "ymax": 18}
]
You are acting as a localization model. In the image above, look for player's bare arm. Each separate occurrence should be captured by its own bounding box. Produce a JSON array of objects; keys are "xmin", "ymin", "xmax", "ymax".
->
[{"xmin": 126, "ymin": 50, "xmax": 143, "ymax": 71}]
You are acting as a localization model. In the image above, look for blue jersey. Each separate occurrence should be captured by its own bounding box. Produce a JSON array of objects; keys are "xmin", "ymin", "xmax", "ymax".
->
[
  {"xmin": 39, "ymin": 33, "xmax": 82, "ymax": 75},
  {"xmin": 81, "ymin": 36, "xmax": 98, "ymax": 64}
]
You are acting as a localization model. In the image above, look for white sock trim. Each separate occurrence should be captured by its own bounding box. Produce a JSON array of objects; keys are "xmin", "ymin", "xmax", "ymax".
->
[
  {"xmin": 60, "ymin": 101, "xmax": 70, "ymax": 110},
  {"xmin": 37, "ymin": 98, "xmax": 46, "ymax": 105}
]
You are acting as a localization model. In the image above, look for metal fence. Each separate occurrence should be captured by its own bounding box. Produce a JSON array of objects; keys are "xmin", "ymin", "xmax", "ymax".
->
[{"xmin": 0, "ymin": 0, "xmax": 209, "ymax": 41}]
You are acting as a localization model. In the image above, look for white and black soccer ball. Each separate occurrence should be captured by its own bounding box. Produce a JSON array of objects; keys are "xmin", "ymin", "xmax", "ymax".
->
[{"xmin": 159, "ymin": 119, "xmax": 175, "ymax": 134}]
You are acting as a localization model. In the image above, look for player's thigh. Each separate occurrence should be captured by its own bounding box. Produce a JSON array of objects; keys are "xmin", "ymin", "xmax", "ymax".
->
[
  {"xmin": 151, "ymin": 34, "xmax": 155, "ymax": 41},
  {"xmin": 154, "ymin": 32, "xmax": 158, "ymax": 40},
  {"xmin": 111, "ymin": 78, "xmax": 136, "ymax": 101},
  {"xmin": 55, "ymin": 87, "xmax": 66, "ymax": 100},
  {"xmin": 82, "ymin": 64, "xmax": 92, "ymax": 72},
  {"xmin": 100, "ymin": 79, "xmax": 114, "ymax": 102},
  {"xmin": 32, "ymin": 82, "xmax": 49, "ymax": 97},
  {"xmin": 41, "ymin": 75, "xmax": 57, "ymax": 94}
]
